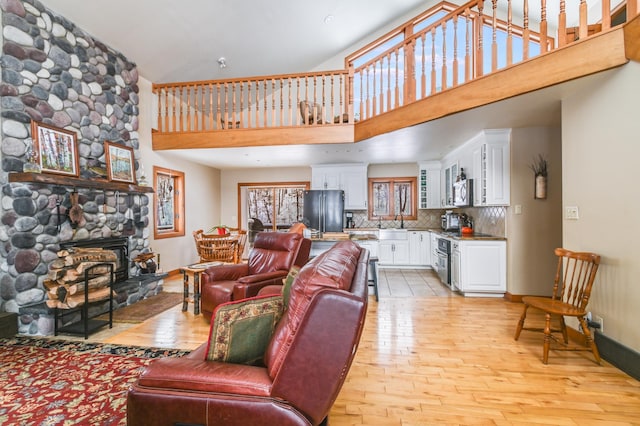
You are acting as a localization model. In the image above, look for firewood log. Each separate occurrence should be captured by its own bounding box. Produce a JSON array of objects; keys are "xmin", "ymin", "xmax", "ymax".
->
[{"xmin": 65, "ymin": 287, "xmax": 114, "ymax": 308}]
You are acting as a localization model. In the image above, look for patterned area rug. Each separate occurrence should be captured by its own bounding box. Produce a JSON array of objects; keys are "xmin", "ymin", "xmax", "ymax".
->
[{"xmin": 0, "ymin": 337, "xmax": 190, "ymax": 425}]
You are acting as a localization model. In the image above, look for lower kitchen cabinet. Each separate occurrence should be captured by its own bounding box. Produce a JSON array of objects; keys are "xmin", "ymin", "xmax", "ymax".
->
[
  {"xmin": 378, "ymin": 240, "xmax": 409, "ymax": 266},
  {"xmin": 355, "ymin": 240, "xmax": 378, "ymax": 258},
  {"xmin": 455, "ymin": 240, "xmax": 506, "ymax": 297},
  {"xmin": 409, "ymin": 231, "xmax": 430, "ymax": 266}
]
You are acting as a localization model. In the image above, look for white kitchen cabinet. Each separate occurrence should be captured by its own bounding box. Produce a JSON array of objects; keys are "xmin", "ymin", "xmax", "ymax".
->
[
  {"xmin": 311, "ymin": 163, "xmax": 368, "ymax": 210},
  {"xmin": 355, "ymin": 240, "xmax": 378, "ymax": 258},
  {"xmin": 430, "ymin": 231, "xmax": 439, "ymax": 271},
  {"xmin": 457, "ymin": 240, "xmax": 506, "ymax": 296},
  {"xmin": 472, "ymin": 130, "xmax": 510, "ymax": 206},
  {"xmin": 408, "ymin": 231, "xmax": 430, "ymax": 266},
  {"xmin": 451, "ymin": 241, "xmax": 461, "ymax": 291},
  {"xmin": 442, "ymin": 161, "xmax": 458, "ymax": 208},
  {"xmin": 418, "ymin": 162, "xmax": 441, "ymax": 209},
  {"xmin": 378, "ymin": 240, "xmax": 409, "ymax": 266}
]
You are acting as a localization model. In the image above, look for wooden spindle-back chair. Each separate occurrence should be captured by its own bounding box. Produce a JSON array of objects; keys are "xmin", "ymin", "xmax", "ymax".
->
[
  {"xmin": 514, "ymin": 248, "xmax": 601, "ymax": 364},
  {"xmin": 193, "ymin": 230, "xmax": 239, "ymax": 264}
]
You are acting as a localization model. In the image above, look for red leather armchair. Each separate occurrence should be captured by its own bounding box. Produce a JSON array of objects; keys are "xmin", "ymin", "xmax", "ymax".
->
[
  {"xmin": 199, "ymin": 232, "xmax": 311, "ymax": 319},
  {"xmin": 127, "ymin": 241, "xmax": 369, "ymax": 426}
]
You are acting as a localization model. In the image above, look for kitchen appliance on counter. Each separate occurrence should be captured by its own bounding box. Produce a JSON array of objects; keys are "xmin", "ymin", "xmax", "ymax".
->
[
  {"xmin": 436, "ymin": 237, "xmax": 452, "ymax": 287},
  {"xmin": 345, "ymin": 211, "xmax": 354, "ymax": 228},
  {"xmin": 302, "ymin": 190, "xmax": 345, "ymax": 233},
  {"xmin": 453, "ymin": 178, "xmax": 473, "ymax": 207},
  {"xmin": 441, "ymin": 210, "xmax": 460, "ymax": 232}
]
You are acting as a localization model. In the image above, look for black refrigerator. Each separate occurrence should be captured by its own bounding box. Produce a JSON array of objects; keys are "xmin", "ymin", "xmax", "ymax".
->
[{"xmin": 302, "ymin": 190, "xmax": 345, "ymax": 233}]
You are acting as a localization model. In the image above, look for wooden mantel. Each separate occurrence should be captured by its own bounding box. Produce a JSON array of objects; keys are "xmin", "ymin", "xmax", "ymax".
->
[{"xmin": 8, "ymin": 172, "xmax": 154, "ymax": 194}]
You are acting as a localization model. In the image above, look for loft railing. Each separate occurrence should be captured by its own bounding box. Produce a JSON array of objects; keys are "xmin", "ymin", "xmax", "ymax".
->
[
  {"xmin": 153, "ymin": 70, "xmax": 353, "ymax": 133},
  {"xmin": 152, "ymin": 0, "xmax": 638, "ymax": 134}
]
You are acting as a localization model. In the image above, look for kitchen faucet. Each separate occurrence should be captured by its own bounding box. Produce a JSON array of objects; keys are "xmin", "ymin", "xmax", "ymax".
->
[{"xmin": 394, "ymin": 214, "xmax": 405, "ymax": 229}]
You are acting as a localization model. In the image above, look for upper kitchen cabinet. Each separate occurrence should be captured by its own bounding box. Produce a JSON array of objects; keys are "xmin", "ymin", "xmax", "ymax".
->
[
  {"xmin": 472, "ymin": 129, "xmax": 511, "ymax": 206},
  {"xmin": 311, "ymin": 163, "xmax": 368, "ymax": 210},
  {"xmin": 418, "ymin": 161, "xmax": 441, "ymax": 209},
  {"xmin": 442, "ymin": 161, "xmax": 458, "ymax": 208}
]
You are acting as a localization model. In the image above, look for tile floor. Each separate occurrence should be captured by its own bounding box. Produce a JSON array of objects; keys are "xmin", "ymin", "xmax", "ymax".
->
[{"xmin": 376, "ymin": 267, "xmax": 454, "ymax": 298}]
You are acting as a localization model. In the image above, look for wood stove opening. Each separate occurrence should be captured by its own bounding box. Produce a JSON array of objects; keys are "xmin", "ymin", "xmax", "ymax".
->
[{"xmin": 59, "ymin": 237, "xmax": 129, "ymax": 284}]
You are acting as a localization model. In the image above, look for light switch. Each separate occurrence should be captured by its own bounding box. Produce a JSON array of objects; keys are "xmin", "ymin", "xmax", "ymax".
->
[
  {"xmin": 514, "ymin": 205, "xmax": 522, "ymax": 215},
  {"xmin": 565, "ymin": 206, "xmax": 579, "ymax": 220}
]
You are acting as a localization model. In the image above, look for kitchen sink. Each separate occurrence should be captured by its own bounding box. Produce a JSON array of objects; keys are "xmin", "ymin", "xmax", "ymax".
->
[{"xmin": 378, "ymin": 228, "xmax": 408, "ymax": 240}]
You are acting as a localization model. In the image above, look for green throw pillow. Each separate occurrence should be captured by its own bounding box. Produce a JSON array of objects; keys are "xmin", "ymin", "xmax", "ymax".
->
[
  {"xmin": 205, "ymin": 295, "xmax": 284, "ymax": 365},
  {"xmin": 282, "ymin": 266, "xmax": 301, "ymax": 309}
]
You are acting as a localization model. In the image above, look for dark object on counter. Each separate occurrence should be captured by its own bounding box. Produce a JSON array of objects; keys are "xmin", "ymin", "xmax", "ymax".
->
[{"xmin": 302, "ymin": 190, "xmax": 344, "ymax": 233}]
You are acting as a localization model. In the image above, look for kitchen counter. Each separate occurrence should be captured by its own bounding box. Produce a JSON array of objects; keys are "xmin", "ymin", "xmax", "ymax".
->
[{"xmin": 428, "ymin": 229, "xmax": 507, "ymax": 241}]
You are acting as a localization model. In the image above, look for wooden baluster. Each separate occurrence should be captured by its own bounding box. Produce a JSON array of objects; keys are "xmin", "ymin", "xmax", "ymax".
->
[
  {"xmin": 453, "ymin": 16, "xmax": 459, "ymax": 87},
  {"xmin": 558, "ymin": 0, "xmax": 567, "ymax": 47},
  {"xmin": 194, "ymin": 85, "xmax": 200, "ymax": 131},
  {"xmin": 232, "ymin": 82, "xmax": 238, "ymax": 128},
  {"xmin": 187, "ymin": 85, "xmax": 192, "ymax": 131},
  {"xmin": 338, "ymin": 73, "xmax": 344, "ymax": 123},
  {"xmin": 365, "ymin": 67, "xmax": 370, "ymax": 120},
  {"xmin": 287, "ymin": 78, "xmax": 292, "ymax": 126},
  {"xmin": 216, "ymin": 82, "xmax": 221, "ymax": 129},
  {"xmin": 208, "ymin": 83, "xmax": 213, "ymax": 130},
  {"xmin": 372, "ymin": 63, "xmax": 377, "ymax": 117},
  {"xmin": 386, "ymin": 53, "xmax": 392, "ymax": 111},
  {"xmin": 263, "ymin": 79, "xmax": 267, "ymax": 127},
  {"xmin": 442, "ymin": 22, "xmax": 448, "ymax": 91},
  {"xmin": 431, "ymin": 27, "xmax": 437, "ymax": 94},
  {"xmin": 492, "ymin": 0, "xmax": 498, "ymax": 71},
  {"xmin": 358, "ymin": 70, "xmax": 364, "ymax": 121},
  {"xmin": 239, "ymin": 81, "xmax": 244, "ymax": 128},
  {"xmin": 296, "ymin": 78, "xmax": 301, "ymax": 125},
  {"xmin": 330, "ymin": 74, "xmax": 335, "ymax": 124},
  {"xmin": 579, "ymin": 0, "xmax": 587, "ymax": 41},
  {"xmin": 465, "ymin": 8, "xmax": 471, "ymax": 83},
  {"xmin": 507, "ymin": 0, "xmax": 513, "ymax": 65},
  {"xmin": 271, "ymin": 79, "xmax": 276, "ymax": 127},
  {"xmin": 173, "ymin": 86, "xmax": 178, "ymax": 132},
  {"xmin": 322, "ymin": 75, "xmax": 326, "ymax": 124},
  {"xmin": 601, "ymin": 0, "xmax": 611, "ymax": 31},
  {"xmin": 477, "ymin": 0, "xmax": 484, "ymax": 77},
  {"xmin": 256, "ymin": 81, "xmax": 261, "ymax": 128},
  {"xmin": 394, "ymin": 50, "xmax": 400, "ymax": 108},
  {"xmin": 540, "ymin": 0, "xmax": 548, "ymax": 53},
  {"xmin": 163, "ymin": 88, "xmax": 169, "ymax": 132},
  {"xmin": 523, "ymin": 0, "xmax": 530, "ymax": 61},
  {"xmin": 421, "ymin": 33, "xmax": 427, "ymax": 98},
  {"xmin": 279, "ymin": 79, "xmax": 284, "ymax": 127},
  {"xmin": 405, "ymin": 39, "xmax": 416, "ymax": 104},
  {"xmin": 380, "ymin": 61, "xmax": 385, "ymax": 114}
]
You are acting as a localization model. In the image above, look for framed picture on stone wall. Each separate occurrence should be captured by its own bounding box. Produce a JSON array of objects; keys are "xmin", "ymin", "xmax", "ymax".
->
[
  {"xmin": 31, "ymin": 121, "xmax": 80, "ymax": 177},
  {"xmin": 105, "ymin": 141, "xmax": 136, "ymax": 184}
]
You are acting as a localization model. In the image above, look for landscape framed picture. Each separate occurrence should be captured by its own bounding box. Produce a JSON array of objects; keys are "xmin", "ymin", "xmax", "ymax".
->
[
  {"xmin": 105, "ymin": 141, "xmax": 136, "ymax": 183},
  {"xmin": 31, "ymin": 121, "xmax": 79, "ymax": 176}
]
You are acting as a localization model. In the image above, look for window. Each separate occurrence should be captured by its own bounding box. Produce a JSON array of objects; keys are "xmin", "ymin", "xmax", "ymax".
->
[
  {"xmin": 240, "ymin": 182, "xmax": 309, "ymax": 232},
  {"xmin": 368, "ymin": 177, "xmax": 417, "ymax": 220},
  {"xmin": 153, "ymin": 166, "xmax": 185, "ymax": 239}
]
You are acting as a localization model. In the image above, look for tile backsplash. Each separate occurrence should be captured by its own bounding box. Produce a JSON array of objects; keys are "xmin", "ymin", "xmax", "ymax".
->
[{"xmin": 347, "ymin": 206, "xmax": 506, "ymax": 237}]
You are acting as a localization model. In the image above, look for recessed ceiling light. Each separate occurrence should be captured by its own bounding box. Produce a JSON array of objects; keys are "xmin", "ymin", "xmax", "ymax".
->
[{"xmin": 323, "ymin": 14, "xmax": 334, "ymax": 24}]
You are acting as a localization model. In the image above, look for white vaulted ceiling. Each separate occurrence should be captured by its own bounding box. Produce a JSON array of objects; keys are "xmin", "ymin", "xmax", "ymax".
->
[{"xmin": 35, "ymin": 0, "xmax": 604, "ymax": 169}]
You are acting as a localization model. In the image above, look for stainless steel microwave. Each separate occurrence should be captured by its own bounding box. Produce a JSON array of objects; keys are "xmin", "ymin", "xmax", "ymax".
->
[
  {"xmin": 441, "ymin": 211, "xmax": 460, "ymax": 231},
  {"xmin": 453, "ymin": 178, "xmax": 473, "ymax": 207}
]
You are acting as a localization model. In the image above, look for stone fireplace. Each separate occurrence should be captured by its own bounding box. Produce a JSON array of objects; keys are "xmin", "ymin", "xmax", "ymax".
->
[{"xmin": 0, "ymin": 0, "xmax": 159, "ymax": 336}]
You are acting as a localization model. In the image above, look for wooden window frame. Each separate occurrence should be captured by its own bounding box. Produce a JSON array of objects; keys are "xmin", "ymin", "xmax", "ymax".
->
[
  {"xmin": 238, "ymin": 182, "xmax": 310, "ymax": 231},
  {"xmin": 153, "ymin": 166, "xmax": 185, "ymax": 239},
  {"xmin": 368, "ymin": 177, "xmax": 417, "ymax": 220}
]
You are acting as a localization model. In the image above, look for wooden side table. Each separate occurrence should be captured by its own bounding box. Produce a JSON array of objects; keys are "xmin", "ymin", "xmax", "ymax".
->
[{"xmin": 179, "ymin": 262, "xmax": 222, "ymax": 315}]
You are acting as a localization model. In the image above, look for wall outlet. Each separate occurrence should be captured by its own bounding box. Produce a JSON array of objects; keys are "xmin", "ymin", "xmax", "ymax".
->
[
  {"xmin": 594, "ymin": 315, "xmax": 604, "ymax": 333},
  {"xmin": 565, "ymin": 206, "xmax": 579, "ymax": 220}
]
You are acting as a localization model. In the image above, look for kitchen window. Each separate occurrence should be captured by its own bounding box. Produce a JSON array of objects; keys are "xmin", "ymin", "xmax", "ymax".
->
[{"xmin": 368, "ymin": 177, "xmax": 417, "ymax": 220}]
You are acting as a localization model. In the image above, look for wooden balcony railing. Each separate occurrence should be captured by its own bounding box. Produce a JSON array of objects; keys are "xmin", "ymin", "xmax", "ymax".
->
[
  {"xmin": 153, "ymin": 70, "xmax": 353, "ymax": 133},
  {"xmin": 152, "ymin": 0, "xmax": 639, "ymax": 140}
]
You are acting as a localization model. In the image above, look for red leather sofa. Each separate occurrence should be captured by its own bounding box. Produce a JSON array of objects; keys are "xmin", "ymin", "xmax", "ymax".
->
[
  {"xmin": 199, "ymin": 232, "xmax": 311, "ymax": 319},
  {"xmin": 127, "ymin": 240, "xmax": 369, "ymax": 426}
]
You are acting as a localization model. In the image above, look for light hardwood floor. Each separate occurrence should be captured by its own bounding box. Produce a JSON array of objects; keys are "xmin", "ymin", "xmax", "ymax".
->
[{"xmin": 98, "ymin": 269, "xmax": 640, "ymax": 425}]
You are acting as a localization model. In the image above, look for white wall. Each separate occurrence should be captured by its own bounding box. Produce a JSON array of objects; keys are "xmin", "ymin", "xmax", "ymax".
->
[
  {"xmin": 138, "ymin": 77, "xmax": 223, "ymax": 272},
  {"xmin": 507, "ymin": 127, "xmax": 563, "ymax": 296},
  {"xmin": 562, "ymin": 61, "xmax": 640, "ymax": 352}
]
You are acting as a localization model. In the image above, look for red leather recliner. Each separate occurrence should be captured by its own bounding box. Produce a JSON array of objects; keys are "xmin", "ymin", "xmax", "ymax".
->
[
  {"xmin": 127, "ymin": 240, "xmax": 369, "ymax": 426},
  {"xmin": 199, "ymin": 232, "xmax": 311, "ymax": 319}
]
